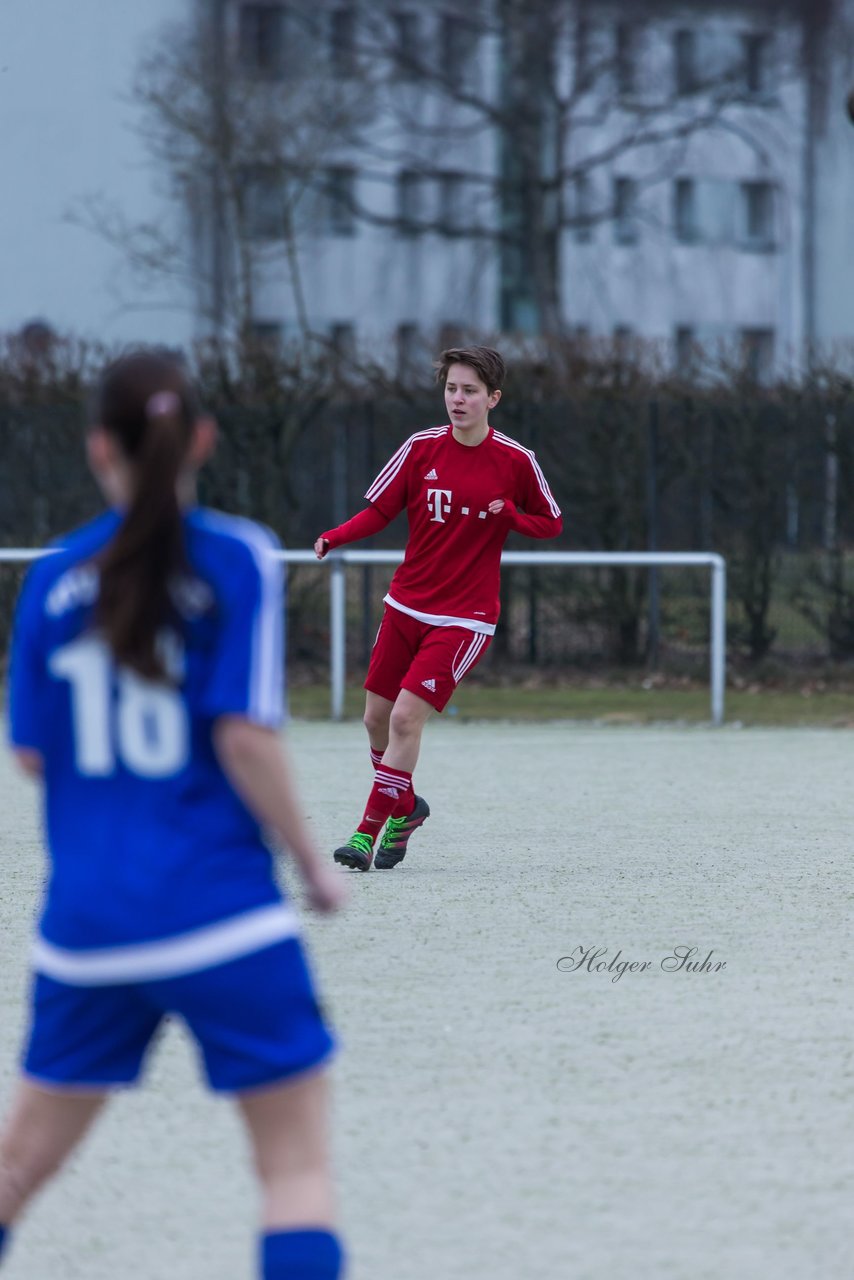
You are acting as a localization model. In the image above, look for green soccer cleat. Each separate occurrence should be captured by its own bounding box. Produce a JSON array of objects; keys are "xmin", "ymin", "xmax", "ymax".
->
[
  {"xmin": 333, "ymin": 830, "xmax": 374, "ymax": 872},
  {"xmin": 374, "ymin": 796, "xmax": 430, "ymax": 869}
]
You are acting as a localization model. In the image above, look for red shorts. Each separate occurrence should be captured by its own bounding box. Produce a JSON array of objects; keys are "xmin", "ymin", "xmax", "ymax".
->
[{"xmin": 364, "ymin": 606, "xmax": 492, "ymax": 712}]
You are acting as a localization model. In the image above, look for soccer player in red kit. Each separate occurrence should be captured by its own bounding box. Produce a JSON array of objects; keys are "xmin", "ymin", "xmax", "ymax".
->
[{"xmin": 314, "ymin": 346, "xmax": 562, "ymax": 871}]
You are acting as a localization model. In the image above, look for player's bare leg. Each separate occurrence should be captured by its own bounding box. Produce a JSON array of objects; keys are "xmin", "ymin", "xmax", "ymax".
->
[
  {"xmin": 238, "ymin": 1068, "xmax": 335, "ymax": 1229},
  {"xmin": 335, "ymin": 691, "xmax": 433, "ymax": 871},
  {"xmin": 382, "ymin": 689, "xmax": 434, "ymax": 773},
  {"xmin": 373, "ymin": 690, "xmax": 433, "ymax": 869},
  {"xmin": 238, "ymin": 1068, "xmax": 342, "ymax": 1275},
  {"xmin": 363, "ymin": 691, "xmax": 393, "ymax": 756},
  {"xmin": 0, "ymin": 1081, "xmax": 107, "ymax": 1225}
]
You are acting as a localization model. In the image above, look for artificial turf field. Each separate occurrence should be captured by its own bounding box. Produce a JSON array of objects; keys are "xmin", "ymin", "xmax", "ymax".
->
[{"xmin": 0, "ymin": 720, "xmax": 851, "ymax": 1279}]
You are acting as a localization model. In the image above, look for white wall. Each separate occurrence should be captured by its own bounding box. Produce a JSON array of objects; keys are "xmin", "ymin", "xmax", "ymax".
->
[{"xmin": 0, "ymin": 0, "xmax": 196, "ymax": 347}]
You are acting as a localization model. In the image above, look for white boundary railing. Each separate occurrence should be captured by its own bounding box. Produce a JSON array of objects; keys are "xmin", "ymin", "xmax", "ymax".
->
[
  {"xmin": 1, "ymin": 548, "xmax": 727, "ymax": 725},
  {"xmin": 275, "ymin": 548, "xmax": 727, "ymax": 724}
]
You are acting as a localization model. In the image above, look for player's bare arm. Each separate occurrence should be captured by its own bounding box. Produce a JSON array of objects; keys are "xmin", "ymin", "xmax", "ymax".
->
[
  {"xmin": 213, "ymin": 717, "xmax": 347, "ymax": 914},
  {"xmin": 12, "ymin": 748, "xmax": 43, "ymax": 778}
]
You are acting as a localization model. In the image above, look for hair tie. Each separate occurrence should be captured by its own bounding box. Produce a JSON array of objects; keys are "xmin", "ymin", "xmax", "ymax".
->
[{"xmin": 146, "ymin": 390, "xmax": 182, "ymax": 419}]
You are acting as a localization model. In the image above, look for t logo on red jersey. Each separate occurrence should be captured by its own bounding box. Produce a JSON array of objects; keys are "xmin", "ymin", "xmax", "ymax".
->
[{"xmin": 427, "ymin": 488, "xmax": 452, "ymax": 523}]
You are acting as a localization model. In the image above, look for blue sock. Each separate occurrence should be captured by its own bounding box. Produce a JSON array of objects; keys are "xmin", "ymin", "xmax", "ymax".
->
[
  {"xmin": 0, "ymin": 1224, "xmax": 7, "ymax": 1262},
  {"xmin": 261, "ymin": 1228, "xmax": 343, "ymax": 1279}
]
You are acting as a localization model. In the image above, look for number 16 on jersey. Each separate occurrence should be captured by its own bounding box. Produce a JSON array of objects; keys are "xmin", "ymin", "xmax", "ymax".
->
[{"xmin": 49, "ymin": 635, "xmax": 190, "ymax": 779}]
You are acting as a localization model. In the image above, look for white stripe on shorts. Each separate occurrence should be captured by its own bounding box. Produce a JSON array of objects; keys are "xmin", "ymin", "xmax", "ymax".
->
[
  {"xmin": 452, "ymin": 633, "xmax": 488, "ymax": 684},
  {"xmin": 31, "ymin": 903, "xmax": 301, "ymax": 986}
]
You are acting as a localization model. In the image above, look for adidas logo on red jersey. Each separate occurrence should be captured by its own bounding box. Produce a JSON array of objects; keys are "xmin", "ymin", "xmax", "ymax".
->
[
  {"xmin": 424, "ymin": 468, "xmax": 438, "ymax": 480},
  {"xmin": 421, "ymin": 678, "xmax": 437, "ymax": 692}
]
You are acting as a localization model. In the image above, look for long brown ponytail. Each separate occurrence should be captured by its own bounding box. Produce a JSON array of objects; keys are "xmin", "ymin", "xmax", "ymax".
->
[{"xmin": 92, "ymin": 351, "xmax": 200, "ymax": 679}]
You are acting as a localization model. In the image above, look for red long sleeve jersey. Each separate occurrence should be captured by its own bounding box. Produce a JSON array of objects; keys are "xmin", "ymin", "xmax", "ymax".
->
[{"xmin": 361, "ymin": 425, "xmax": 562, "ymax": 634}]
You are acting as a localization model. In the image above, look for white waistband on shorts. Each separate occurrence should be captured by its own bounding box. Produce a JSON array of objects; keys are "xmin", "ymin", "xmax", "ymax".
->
[
  {"xmin": 31, "ymin": 902, "xmax": 301, "ymax": 986},
  {"xmin": 384, "ymin": 594, "xmax": 496, "ymax": 635}
]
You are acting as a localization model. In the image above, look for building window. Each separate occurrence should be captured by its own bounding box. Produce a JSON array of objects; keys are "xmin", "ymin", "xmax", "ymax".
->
[
  {"xmin": 439, "ymin": 13, "xmax": 468, "ymax": 82},
  {"xmin": 391, "ymin": 11, "xmax": 420, "ymax": 77},
  {"xmin": 740, "ymin": 181, "xmax": 775, "ymax": 251},
  {"xmin": 397, "ymin": 322, "xmax": 421, "ymax": 378},
  {"xmin": 438, "ymin": 172, "xmax": 465, "ymax": 234},
  {"xmin": 238, "ymin": 4, "xmax": 286, "ymax": 78},
  {"xmin": 613, "ymin": 325, "xmax": 633, "ymax": 361},
  {"xmin": 575, "ymin": 14, "xmax": 592, "ymax": 91},
  {"xmin": 572, "ymin": 172, "xmax": 593, "ymax": 242},
  {"xmin": 241, "ymin": 166, "xmax": 286, "ymax": 239},
  {"xmin": 613, "ymin": 177, "xmax": 638, "ymax": 244},
  {"xmin": 439, "ymin": 321, "xmax": 465, "ymax": 350},
  {"xmin": 397, "ymin": 170, "xmax": 424, "ymax": 234},
  {"xmin": 740, "ymin": 328, "xmax": 774, "ymax": 382},
  {"xmin": 674, "ymin": 326, "xmax": 696, "ymax": 375},
  {"xmin": 615, "ymin": 23, "xmax": 637, "ymax": 97},
  {"xmin": 250, "ymin": 321, "xmax": 284, "ymax": 353},
  {"xmin": 330, "ymin": 322, "xmax": 356, "ymax": 359},
  {"xmin": 570, "ymin": 325, "xmax": 590, "ymax": 355},
  {"xmin": 743, "ymin": 33, "xmax": 770, "ymax": 97},
  {"xmin": 698, "ymin": 179, "xmax": 736, "ymax": 245},
  {"xmin": 323, "ymin": 168, "xmax": 356, "ymax": 236},
  {"xmin": 674, "ymin": 30, "xmax": 697, "ymax": 95},
  {"xmin": 330, "ymin": 8, "xmax": 357, "ymax": 77},
  {"xmin": 674, "ymin": 179, "xmax": 698, "ymax": 243}
]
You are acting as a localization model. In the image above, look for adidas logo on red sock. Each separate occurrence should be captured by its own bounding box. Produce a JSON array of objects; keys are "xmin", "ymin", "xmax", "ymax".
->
[
  {"xmin": 378, "ymin": 785, "xmax": 400, "ymax": 798},
  {"xmin": 421, "ymin": 677, "xmax": 436, "ymax": 692}
]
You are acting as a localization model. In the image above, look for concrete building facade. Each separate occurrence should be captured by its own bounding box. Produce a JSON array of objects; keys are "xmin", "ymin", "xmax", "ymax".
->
[{"xmin": 1, "ymin": 1, "xmax": 853, "ymax": 375}]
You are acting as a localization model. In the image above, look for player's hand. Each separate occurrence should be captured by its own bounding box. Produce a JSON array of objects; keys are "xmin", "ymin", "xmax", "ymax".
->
[
  {"xmin": 314, "ymin": 536, "xmax": 330, "ymax": 560},
  {"xmin": 304, "ymin": 862, "xmax": 349, "ymax": 913},
  {"xmin": 489, "ymin": 498, "xmax": 517, "ymax": 521}
]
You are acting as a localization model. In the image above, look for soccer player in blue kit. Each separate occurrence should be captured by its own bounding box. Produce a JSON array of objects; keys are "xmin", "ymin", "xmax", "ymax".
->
[{"xmin": 0, "ymin": 351, "xmax": 347, "ymax": 1278}]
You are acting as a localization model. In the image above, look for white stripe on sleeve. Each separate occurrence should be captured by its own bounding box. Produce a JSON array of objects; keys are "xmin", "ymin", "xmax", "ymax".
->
[
  {"xmin": 364, "ymin": 427, "xmax": 448, "ymax": 503},
  {"xmin": 492, "ymin": 431, "xmax": 561, "ymax": 517},
  {"xmin": 194, "ymin": 512, "xmax": 284, "ymax": 725}
]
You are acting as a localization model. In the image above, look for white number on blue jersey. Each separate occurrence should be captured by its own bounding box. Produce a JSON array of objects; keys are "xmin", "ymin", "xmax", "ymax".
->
[{"xmin": 49, "ymin": 636, "xmax": 189, "ymax": 778}]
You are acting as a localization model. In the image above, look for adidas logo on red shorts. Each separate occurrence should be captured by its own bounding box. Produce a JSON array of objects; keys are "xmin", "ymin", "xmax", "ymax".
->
[{"xmin": 421, "ymin": 678, "xmax": 437, "ymax": 692}]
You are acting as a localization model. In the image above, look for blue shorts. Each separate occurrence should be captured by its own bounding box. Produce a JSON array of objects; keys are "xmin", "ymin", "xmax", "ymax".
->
[{"xmin": 22, "ymin": 938, "xmax": 335, "ymax": 1094}]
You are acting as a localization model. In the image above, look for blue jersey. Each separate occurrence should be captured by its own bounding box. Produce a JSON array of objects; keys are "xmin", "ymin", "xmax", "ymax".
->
[{"xmin": 8, "ymin": 507, "xmax": 298, "ymax": 985}]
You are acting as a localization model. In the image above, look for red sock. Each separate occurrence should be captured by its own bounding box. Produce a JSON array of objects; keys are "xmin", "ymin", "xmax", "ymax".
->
[
  {"xmin": 371, "ymin": 747, "xmax": 414, "ymax": 819},
  {"xmin": 357, "ymin": 764, "xmax": 413, "ymax": 838},
  {"xmin": 391, "ymin": 780, "xmax": 415, "ymax": 819}
]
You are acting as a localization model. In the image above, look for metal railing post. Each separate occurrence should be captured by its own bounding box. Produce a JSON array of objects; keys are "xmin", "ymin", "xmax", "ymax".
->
[{"xmin": 710, "ymin": 555, "xmax": 727, "ymax": 727}]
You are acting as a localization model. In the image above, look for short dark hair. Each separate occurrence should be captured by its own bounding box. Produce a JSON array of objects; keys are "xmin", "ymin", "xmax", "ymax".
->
[{"xmin": 434, "ymin": 345, "xmax": 505, "ymax": 393}]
